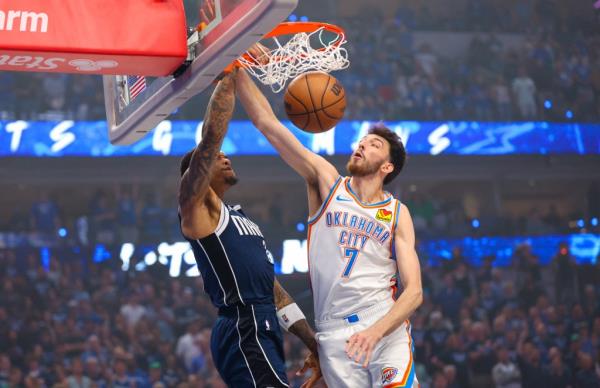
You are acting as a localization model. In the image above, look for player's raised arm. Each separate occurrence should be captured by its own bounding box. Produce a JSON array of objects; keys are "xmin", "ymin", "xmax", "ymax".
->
[
  {"xmin": 236, "ymin": 69, "xmax": 338, "ymax": 188},
  {"xmin": 178, "ymin": 71, "xmax": 236, "ymax": 210}
]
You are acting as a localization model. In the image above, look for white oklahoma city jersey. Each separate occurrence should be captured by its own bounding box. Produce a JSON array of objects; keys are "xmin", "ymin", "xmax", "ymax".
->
[{"xmin": 308, "ymin": 176, "xmax": 401, "ymax": 323}]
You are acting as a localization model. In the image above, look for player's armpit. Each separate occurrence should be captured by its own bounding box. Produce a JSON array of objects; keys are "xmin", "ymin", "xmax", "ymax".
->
[{"xmin": 178, "ymin": 71, "xmax": 236, "ymax": 209}]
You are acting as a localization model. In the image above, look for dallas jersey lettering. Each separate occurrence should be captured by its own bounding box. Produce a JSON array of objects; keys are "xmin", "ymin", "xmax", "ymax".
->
[
  {"xmin": 183, "ymin": 202, "xmax": 276, "ymax": 308},
  {"xmin": 308, "ymin": 176, "xmax": 401, "ymax": 322}
]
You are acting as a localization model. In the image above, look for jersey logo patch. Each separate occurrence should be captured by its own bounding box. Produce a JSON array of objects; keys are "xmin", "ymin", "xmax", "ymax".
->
[
  {"xmin": 376, "ymin": 209, "xmax": 393, "ymax": 223},
  {"xmin": 336, "ymin": 195, "xmax": 353, "ymax": 202},
  {"xmin": 381, "ymin": 367, "xmax": 398, "ymax": 384}
]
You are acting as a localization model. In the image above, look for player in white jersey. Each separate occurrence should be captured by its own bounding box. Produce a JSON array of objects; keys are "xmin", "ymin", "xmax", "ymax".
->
[{"xmin": 237, "ymin": 69, "xmax": 423, "ymax": 388}]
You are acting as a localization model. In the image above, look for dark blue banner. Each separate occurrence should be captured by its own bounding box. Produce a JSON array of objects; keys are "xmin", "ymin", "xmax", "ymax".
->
[{"xmin": 1, "ymin": 120, "xmax": 599, "ymax": 157}]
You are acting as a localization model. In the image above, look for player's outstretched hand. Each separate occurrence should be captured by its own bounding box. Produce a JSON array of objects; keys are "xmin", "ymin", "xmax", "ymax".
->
[
  {"xmin": 247, "ymin": 42, "xmax": 270, "ymax": 65},
  {"xmin": 200, "ymin": 0, "xmax": 216, "ymax": 25},
  {"xmin": 296, "ymin": 352, "xmax": 325, "ymax": 388},
  {"xmin": 345, "ymin": 326, "xmax": 383, "ymax": 368}
]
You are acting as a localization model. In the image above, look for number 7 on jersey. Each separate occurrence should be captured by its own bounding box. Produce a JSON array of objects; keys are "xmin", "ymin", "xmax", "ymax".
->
[{"xmin": 342, "ymin": 248, "xmax": 360, "ymax": 278}]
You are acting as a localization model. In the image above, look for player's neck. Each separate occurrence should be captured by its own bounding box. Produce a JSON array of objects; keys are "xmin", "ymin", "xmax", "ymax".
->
[
  {"xmin": 211, "ymin": 184, "xmax": 227, "ymax": 199},
  {"xmin": 348, "ymin": 176, "xmax": 386, "ymax": 204}
]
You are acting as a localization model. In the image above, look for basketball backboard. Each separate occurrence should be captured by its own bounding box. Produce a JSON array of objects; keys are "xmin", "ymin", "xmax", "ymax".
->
[{"xmin": 103, "ymin": 0, "xmax": 297, "ymax": 145}]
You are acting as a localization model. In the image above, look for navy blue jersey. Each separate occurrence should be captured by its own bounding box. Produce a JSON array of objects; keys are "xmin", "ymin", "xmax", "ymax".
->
[{"xmin": 183, "ymin": 202, "xmax": 276, "ymax": 309}]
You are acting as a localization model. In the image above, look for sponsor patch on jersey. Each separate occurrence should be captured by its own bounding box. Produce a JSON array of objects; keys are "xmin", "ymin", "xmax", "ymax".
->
[
  {"xmin": 381, "ymin": 367, "xmax": 398, "ymax": 384},
  {"xmin": 282, "ymin": 314, "xmax": 289, "ymax": 323},
  {"xmin": 376, "ymin": 209, "xmax": 393, "ymax": 223}
]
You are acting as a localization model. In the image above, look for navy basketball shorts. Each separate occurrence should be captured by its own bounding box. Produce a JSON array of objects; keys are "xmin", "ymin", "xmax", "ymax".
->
[{"xmin": 211, "ymin": 304, "xmax": 289, "ymax": 388}]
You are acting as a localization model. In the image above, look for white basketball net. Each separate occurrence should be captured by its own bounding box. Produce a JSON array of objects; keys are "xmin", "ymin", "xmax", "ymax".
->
[{"xmin": 237, "ymin": 27, "xmax": 350, "ymax": 93}]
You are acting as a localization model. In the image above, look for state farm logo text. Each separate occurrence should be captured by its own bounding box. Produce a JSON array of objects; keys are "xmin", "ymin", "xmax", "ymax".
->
[
  {"xmin": 0, "ymin": 55, "xmax": 118, "ymax": 71},
  {"xmin": 0, "ymin": 10, "xmax": 48, "ymax": 33}
]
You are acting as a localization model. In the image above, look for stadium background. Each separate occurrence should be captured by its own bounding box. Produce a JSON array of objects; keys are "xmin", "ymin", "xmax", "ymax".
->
[{"xmin": 0, "ymin": 0, "xmax": 599, "ymax": 387}]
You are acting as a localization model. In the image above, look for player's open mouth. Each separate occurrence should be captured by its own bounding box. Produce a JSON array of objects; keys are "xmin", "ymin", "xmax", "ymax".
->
[{"xmin": 352, "ymin": 152, "xmax": 363, "ymax": 159}]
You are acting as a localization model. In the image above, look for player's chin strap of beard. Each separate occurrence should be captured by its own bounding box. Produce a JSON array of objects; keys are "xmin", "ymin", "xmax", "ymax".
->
[{"xmin": 276, "ymin": 303, "xmax": 306, "ymax": 331}]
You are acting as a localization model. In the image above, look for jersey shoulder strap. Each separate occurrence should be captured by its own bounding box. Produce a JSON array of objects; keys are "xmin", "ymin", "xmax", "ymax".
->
[{"xmin": 307, "ymin": 175, "xmax": 344, "ymax": 225}]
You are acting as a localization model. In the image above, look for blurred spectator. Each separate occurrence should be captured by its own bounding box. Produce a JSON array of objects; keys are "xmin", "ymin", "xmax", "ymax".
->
[
  {"xmin": 511, "ymin": 68, "xmax": 537, "ymax": 120},
  {"xmin": 553, "ymin": 242, "xmax": 578, "ymax": 304},
  {"xmin": 575, "ymin": 352, "xmax": 600, "ymax": 387},
  {"xmin": 492, "ymin": 346, "xmax": 521, "ymax": 388},
  {"xmin": 175, "ymin": 321, "xmax": 203, "ymax": 373},
  {"xmin": 141, "ymin": 194, "xmax": 164, "ymax": 243},
  {"xmin": 31, "ymin": 191, "xmax": 60, "ymax": 245},
  {"xmin": 66, "ymin": 358, "xmax": 92, "ymax": 388},
  {"xmin": 120, "ymin": 294, "xmax": 147, "ymax": 330},
  {"xmin": 116, "ymin": 187, "xmax": 139, "ymax": 244},
  {"xmin": 90, "ymin": 191, "xmax": 116, "ymax": 245}
]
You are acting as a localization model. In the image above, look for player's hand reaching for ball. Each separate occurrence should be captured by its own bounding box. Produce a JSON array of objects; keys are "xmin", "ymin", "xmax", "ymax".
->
[
  {"xmin": 297, "ymin": 352, "xmax": 325, "ymax": 388},
  {"xmin": 345, "ymin": 326, "xmax": 383, "ymax": 368}
]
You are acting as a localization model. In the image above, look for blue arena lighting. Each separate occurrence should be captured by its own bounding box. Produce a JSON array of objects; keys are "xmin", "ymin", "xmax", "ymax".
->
[
  {"xmin": 566, "ymin": 110, "xmax": 573, "ymax": 119},
  {"xmin": 40, "ymin": 247, "xmax": 50, "ymax": 271},
  {"xmin": 300, "ymin": 16, "xmax": 309, "ymax": 22},
  {"xmin": 577, "ymin": 219, "xmax": 585, "ymax": 228},
  {"xmin": 288, "ymin": 14, "xmax": 298, "ymax": 21},
  {"xmin": 472, "ymin": 219, "xmax": 480, "ymax": 228},
  {"xmin": 3, "ymin": 120, "xmax": 600, "ymax": 157},
  {"xmin": 591, "ymin": 217, "xmax": 599, "ymax": 227},
  {"xmin": 296, "ymin": 222, "xmax": 305, "ymax": 232},
  {"xmin": 544, "ymin": 100, "xmax": 552, "ymax": 109},
  {"xmin": 58, "ymin": 228, "xmax": 67, "ymax": 237}
]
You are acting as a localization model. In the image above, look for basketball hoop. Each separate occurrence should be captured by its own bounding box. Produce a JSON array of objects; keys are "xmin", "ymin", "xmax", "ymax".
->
[{"xmin": 236, "ymin": 22, "xmax": 350, "ymax": 93}]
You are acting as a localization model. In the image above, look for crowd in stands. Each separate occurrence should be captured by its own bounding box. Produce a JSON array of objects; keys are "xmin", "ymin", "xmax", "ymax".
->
[
  {"xmin": 1, "ymin": 238, "xmax": 600, "ymax": 387},
  {"xmin": 0, "ymin": 183, "xmax": 595, "ymax": 251},
  {"xmin": 1, "ymin": 2, "xmax": 599, "ymax": 123}
]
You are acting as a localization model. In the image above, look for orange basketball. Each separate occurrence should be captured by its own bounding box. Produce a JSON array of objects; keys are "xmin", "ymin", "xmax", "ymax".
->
[{"xmin": 283, "ymin": 71, "xmax": 346, "ymax": 133}]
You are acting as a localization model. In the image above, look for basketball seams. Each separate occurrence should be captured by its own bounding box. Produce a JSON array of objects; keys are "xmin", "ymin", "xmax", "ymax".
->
[
  {"xmin": 285, "ymin": 90, "xmax": 310, "ymax": 129},
  {"xmin": 320, "ymin": 75, "xmax": 333, "ymax": 112},
  {"xmin": 285, "ymin": 94, "xmax": 346, "ymax": 115},
  {"xmin": 305, "ymin": 74, "xmax": 324, "ymax": 132},
  {"xmin": 284, "ymin": 72, "xmax": 346, "ymax": 132}
]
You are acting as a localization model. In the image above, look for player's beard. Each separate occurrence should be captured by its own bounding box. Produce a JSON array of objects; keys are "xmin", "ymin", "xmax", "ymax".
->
[
  {"xmin": 225, "ymin": 174, "xmax": 239, "ymax": 186},
  {"xmin": 346, "ymin": 157, "xmax": 381, "ymax": 177}
]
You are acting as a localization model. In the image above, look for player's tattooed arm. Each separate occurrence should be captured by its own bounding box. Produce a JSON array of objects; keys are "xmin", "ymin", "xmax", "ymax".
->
[
  {"xmin": 273, "ymin": 279, "xmax": 318, "ymax": 354},
  {"xmin": 178, "ymin": 70, "xmax": 236, "ymax": 207}
]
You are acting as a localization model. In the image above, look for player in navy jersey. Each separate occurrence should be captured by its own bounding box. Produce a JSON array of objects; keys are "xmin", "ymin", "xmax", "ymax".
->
[{"xmin": 178, "ymin": 69, "xmax": 322, "ymax": 388}]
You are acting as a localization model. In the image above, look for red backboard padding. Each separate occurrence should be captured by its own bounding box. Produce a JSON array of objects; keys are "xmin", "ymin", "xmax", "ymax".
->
[{"xmin": 0, "ymin": 0, "xmax": 187, "ymax": 76}]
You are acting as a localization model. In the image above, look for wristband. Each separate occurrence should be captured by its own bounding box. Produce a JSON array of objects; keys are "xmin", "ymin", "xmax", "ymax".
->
[{"xmin": 276, "ymin": 303, "xmax": 305, "ymax": 331}]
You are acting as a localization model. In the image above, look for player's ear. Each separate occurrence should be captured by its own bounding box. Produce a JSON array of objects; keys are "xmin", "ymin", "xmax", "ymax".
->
[{"xmin": 381, "ymin": 162, "xmax": 394, "ymax": 175}]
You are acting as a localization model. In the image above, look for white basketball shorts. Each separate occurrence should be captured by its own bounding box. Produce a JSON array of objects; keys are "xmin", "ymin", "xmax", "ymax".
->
[{"xmin": 315, "ymin": 300, "xmax": 419, "ymax": 388}]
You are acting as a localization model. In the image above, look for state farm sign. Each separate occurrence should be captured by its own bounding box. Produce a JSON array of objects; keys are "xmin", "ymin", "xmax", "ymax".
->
[
  {"xmin": 0, "ymin": 9, "xmax": 48, "ymax": 32},
  {"xmin": 0, "ymin": 54, "xmax": 119, "ymax": 73}
]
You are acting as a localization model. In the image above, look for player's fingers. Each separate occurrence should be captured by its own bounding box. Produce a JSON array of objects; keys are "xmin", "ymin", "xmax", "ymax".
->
[
  {"xmin": 301, "ymin": 374, "xmax": 318, "ymax": 388},
  {"xmin": 362, "ymin": 347, "xmax": 373, "ymax": 368},
  {"xmin": 346, "ymin": 338, "xmax": 360, "ymax": 357},
  {"xmin": 344, "ymin": 336, "xmax": 355, "ymax": 353},
  {"xmin": 296, "ymin": 362, "xmax": 309, "ymax": 376},
  {"xmin": 200, "ymin": 9, "xmax": 210, "ymax": 24},
  {"xmin": 207, "ymin": 0, "xmax": 215, "ymax": 18},
  {"xmin": 353, "ymin": 347, "xmax": 365, "ymax": 364}
]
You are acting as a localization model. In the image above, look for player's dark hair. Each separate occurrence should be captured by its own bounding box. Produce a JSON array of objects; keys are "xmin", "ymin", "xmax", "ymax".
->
[
  {"xmin": 368, "ymin": 123, "xmax": 406, "ymax": 185},
  {"xmin": 180, "ymin": 149, "xmax": 194, "ymax": 177}
]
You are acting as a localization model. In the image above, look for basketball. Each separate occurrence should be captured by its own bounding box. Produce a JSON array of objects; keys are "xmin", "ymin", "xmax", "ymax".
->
[{"xmin": 283, "ymin": 71, "xmax": 346, "ymax": 133}]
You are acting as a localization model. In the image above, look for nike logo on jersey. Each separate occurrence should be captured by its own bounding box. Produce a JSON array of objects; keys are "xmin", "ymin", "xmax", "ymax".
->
[{"xmin": 336, "ymin": 195, "xmax": 353, "ymax": 202}]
